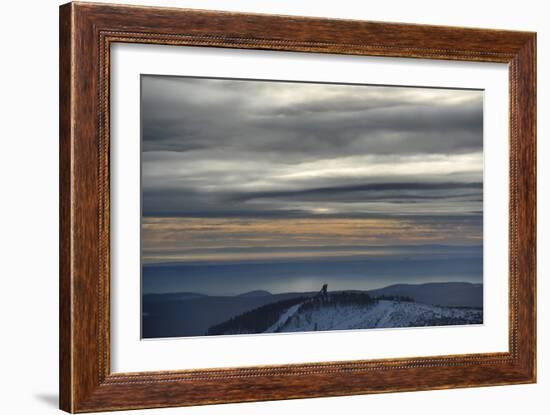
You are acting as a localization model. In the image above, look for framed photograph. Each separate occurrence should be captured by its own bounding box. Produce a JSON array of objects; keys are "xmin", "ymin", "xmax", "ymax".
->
[{"xmin": 59, "ymin": 2, "xmax": 536, "ymax": 412}]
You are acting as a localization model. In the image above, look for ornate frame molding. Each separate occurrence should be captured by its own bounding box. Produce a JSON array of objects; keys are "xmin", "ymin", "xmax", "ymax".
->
[{"xmin": 60, "ymin": 2, "xmax": 536, "ymax": 412}]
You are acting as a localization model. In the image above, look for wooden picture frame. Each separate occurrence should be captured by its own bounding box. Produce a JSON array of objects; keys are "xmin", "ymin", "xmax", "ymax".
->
[{"xmin": 59, "ymin": 2, "xmax": 536, "ymax": 412}]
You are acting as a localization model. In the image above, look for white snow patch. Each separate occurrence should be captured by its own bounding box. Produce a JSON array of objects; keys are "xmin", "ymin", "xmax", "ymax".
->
[{"xmin": 264, "ymin": 303, "xmax": 303, "ymax": 333}]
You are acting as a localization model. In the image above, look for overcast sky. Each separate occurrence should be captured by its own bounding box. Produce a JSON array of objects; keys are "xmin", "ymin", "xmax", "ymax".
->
[{"xmin": 141, "ymin": 75, "xmax": 483, "ymax": 264}]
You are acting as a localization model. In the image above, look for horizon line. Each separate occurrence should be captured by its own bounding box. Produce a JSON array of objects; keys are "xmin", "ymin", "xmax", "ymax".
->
[{"xmin": 143, "ymin": 280, "xmax": 483, "ymax": 297}]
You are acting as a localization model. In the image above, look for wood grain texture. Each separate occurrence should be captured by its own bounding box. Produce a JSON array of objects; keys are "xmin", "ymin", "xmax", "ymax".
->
[
  {"xmin": 59, "ymin": 2, "xmax": 536, "ymax": 412},
  {"xmin": 59, "ymin": 3, "xmax": 73, "ymax": 411}
]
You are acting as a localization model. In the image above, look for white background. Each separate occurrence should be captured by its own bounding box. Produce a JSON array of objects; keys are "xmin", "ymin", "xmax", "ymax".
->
[
  {"xmin": 0, "ymin": 0, "xmax": 547, "ymax": 414},
  {"xmin": 111, "ymin": 45, "xmax": 509, "ymax": 372}
]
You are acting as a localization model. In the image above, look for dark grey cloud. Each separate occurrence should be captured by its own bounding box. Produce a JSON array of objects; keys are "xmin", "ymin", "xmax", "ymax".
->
[
  {"xmin": 142, "ymin": 182, "xmax": 483, "ymax": 219},
  {"xmin": 142, "ymin": 76, "xmax": 483, "ymax": 159},
  {"xmin": 141, "ymin": 75, "xmax": 483, "ymax": 223},
  {"xmin": 230, "ymin": 181, "xmax": 482, "ymax": 202}
]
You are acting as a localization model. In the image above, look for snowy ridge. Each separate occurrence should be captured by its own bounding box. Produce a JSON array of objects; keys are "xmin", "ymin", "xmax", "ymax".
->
[
  {"xmin": 204, "ymin": 287, "xmax": 483, "ymax": 336},
  {"xmin": 208, "ymin": 294, "xmax": 483, "ymax": 335},
  {"xmin": 274, "ymin": 299, "xmax": 482, "ymax": 333}
]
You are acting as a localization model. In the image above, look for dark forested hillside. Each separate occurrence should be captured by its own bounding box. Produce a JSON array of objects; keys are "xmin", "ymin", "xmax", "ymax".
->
[{"xmin": 206, "ymin": 296, "xmax": 308, "ymax": 335}]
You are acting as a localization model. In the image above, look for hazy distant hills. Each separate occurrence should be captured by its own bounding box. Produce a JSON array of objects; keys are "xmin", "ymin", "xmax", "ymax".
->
[
  {"xmin": 141, "ymin": 253, "xmax": 483, "ymax": 299},
  {"xmin": 368, "ymin": 282, "xmax": 482, "ymax": 308},
  {"xmin": 143, "ymin": 292, "xmax": 207, "ymax": 302},
  {"xmin": 142, "ymin": 281, "xmax": 482, "ymax": 338},
  {"xmin": 237, "ymin": 290, "xmax": 273, "ymax": 298}
]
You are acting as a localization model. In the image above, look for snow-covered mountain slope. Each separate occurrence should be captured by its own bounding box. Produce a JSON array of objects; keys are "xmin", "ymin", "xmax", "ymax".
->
[
  {"xmin": 209, "ymin": 294, "xmax": 483, "ymax": 335},
  {"xmin": 271, "ymin": 299, "xmax": 482, "ymax": 333}
]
